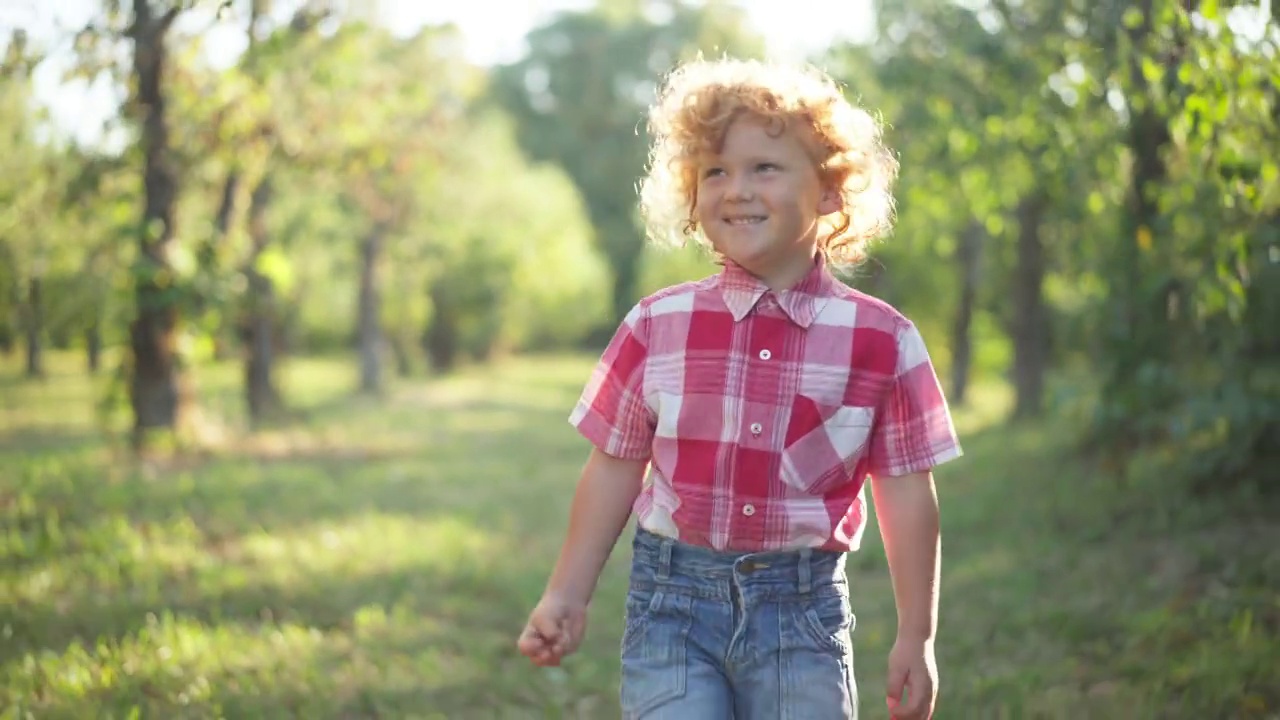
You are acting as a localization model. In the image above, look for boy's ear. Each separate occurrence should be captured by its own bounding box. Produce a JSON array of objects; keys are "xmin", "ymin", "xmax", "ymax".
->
[{"xmin": 817, "ymin": 186, "xmax": 843, "ymax": 216}]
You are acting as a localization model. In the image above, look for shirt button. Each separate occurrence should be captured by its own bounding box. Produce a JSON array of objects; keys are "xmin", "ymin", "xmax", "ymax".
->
[
  {"xmin": 749, "ymin": 422, "xmax": 763, "ymax": 436},
  {"xmin": 742, "ymin": 504, "xmax": 756, "ymax": 517},
  {"xmin": 758, "ymin": 349, "xmax": 772, "ymax": 360}
]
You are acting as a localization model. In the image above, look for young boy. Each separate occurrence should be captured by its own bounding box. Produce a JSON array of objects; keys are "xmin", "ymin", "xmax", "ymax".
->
[{"xmin": 517, "ymin": 57, "xmax": 962, "ymax": 720}]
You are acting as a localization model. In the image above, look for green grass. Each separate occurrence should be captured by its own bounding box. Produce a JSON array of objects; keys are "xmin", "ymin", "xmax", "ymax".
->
[{"xmin": 2, "ymin": 352, "xmax": 1278, "ymax": 719}]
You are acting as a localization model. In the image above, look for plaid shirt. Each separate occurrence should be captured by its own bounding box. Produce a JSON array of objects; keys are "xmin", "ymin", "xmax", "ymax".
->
[{"xmin": 569, "ymin": 257, "xmax": 962, "ymax": 552}]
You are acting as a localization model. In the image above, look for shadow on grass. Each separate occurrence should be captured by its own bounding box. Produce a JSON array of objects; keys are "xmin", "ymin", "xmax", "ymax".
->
[
  {"xmin": 0, "ymin": 428, "xmax": 106, "ymax": 454},
  {"xmin": 852, "ymin": 416, "xmax": 1280, "ymax": 718},
  {"xmin": 6, "ymin": 393, "xmax": 576, "ymax": 527},
  {"xmin": 3, "ymin": 384, "xmax": 589, "ymax": 670},
  {"xmin": 12, "ymin": 357, "xmax": 1273, "ymax": 717},
  {"xmin": 4, "ymin": 553, "xmax": 583, "ymax": 718},
  {"xmin": 3, "ymin": 521, "xmax": 527, "ymax": 654}
]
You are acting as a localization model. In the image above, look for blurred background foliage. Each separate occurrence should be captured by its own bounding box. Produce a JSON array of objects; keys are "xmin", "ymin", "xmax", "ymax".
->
[
  {"xmin": 5, "ymin": 0, "xmax": 1272, "ymax": 484},
  {"xmin": 2, "ymin": 1, "xmax": 1278, "ymax": 716}
]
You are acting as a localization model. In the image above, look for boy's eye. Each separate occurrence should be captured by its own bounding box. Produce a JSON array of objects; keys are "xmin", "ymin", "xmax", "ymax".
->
[
  {"xmin": 755, "ymin": 162, "xmax": 780, "ymax": 172},
  {"xmin": 702, "ymin": 167, "xmax": 725, "ymax": 179}
]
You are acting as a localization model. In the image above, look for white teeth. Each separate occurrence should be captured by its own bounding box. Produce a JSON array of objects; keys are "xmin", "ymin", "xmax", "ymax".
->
[{"xmin": 727, "ymin": 217, "xmax": 765, "ymax": 225}]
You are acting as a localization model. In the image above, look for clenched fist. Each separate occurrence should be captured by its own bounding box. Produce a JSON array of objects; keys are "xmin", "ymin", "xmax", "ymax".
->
[{"xmin": 517, "ymin": 594, "xmax": 588, "ymax": 667}]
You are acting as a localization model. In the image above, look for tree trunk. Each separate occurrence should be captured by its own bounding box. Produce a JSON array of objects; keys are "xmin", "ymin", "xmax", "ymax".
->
[
  {"xmin": 1119, "ymin": 84, "xmax": 1170, "ymax": 366},
  {"xmin": 424, "ymin": 282, "xmax": 458, "ymax": 373},
  {"xmin": 24, "ymin": 275, "xmax": 43, "ymax": 378},
  {"xmin": 85, "ymin": 322, "xmax": 101, "ymax": 374},
  {"xmin": 1105, "ymin": 0, "xmax": 1174, "ymax": 407},
  {"xmin": 209, "ymin": 171, "xmax": 240, "ymax": 361},
  {"xmin": 357, "ymin": 224, "xmax": 386, "ymax": 394},
  {"xmin": 0, "ymin": 241, "xmax": 15, "ymax": 356},
  {"xmin": 385, "ymin": 255, "xmax": 416, "ymax": 378},
  {"xmin": 949, "ymin": 221, "xmax": 984, "ymax": 405},
  {"xmin": 390, "ymin": 334, "xmax": 415, "ymax": 377},
  {"xmin": 857, "ymin": 258, "xmax": 891, "ymax": 298},
  {"xmin": 242, "ymin": 176, "xmax": 282, "ymax": 426},
  {"xmin": 128, "ymin": 0, "xmax": 185, "ymax": 449},
  {"xmin": 608, "ymin": 233, "xmax": 643, "ymax": 330},
  {"xmin": 243, "ymin": 271, "xmax": 280, "ymax": 425},
  {"xmin": 1012, "ymin": 192, "xmax": 1049, "ymax": 419},
  {"xmin": 1244, "ymin": 212, "xmax": 1280, "ymax": 362}
]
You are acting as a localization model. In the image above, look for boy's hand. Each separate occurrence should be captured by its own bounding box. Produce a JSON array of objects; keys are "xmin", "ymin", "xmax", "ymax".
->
[
  {"xmin": 517, "ymin": 449, "xmax": 644, "ymax": 667},
  {"xmin": 885, "ymin": 636, "xmax": 938, "ymax": 719},
  {"xmin": 517, "ymin": 594, "xmax": 588, "ymax": 667}
]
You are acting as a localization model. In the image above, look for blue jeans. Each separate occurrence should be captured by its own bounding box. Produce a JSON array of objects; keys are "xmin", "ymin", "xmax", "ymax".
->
[{"xmin": 620, "ymin": 528, "xmax": 857, "ymax": 719}]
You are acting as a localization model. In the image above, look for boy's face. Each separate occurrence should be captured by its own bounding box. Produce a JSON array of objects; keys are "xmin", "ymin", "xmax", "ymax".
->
[{"xmin": 694, "ymin": 114, "xmax": 841, "ymax": 289}]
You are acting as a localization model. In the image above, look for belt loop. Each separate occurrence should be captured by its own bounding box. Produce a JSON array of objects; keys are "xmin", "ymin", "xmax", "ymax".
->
[
  {"xmin": 657, "ymin": 538, "xmax": 673, "ymax": 581},
  {"xmin": 798, "ymin": 548, "xmax": 812, "ymax": 594}
]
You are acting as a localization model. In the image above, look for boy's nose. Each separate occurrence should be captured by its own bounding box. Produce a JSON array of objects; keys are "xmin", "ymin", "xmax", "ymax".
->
[{"xmin": 727, "ymin": 175, "xmax": 755, "ymax": 201}]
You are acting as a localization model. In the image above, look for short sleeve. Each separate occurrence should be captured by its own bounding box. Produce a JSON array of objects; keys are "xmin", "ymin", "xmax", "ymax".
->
[
  {"xmin": 866, "ymin": 321, "xmax": 963, "ymax": 478},
  {"xmin": 567, "ymin": 302, "xmax": 655, "ymax": 460}
]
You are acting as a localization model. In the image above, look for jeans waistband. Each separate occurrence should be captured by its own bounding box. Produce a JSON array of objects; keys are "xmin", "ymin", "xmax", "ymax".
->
[{"xmin": 631, "ymin": 528, "xmax": 846, "ymax": 595}]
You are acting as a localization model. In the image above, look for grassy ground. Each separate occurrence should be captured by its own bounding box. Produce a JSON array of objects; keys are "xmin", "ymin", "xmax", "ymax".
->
[{"xmin": 2, "ymin": 352, "xmax": 1278, "ymax": 719}]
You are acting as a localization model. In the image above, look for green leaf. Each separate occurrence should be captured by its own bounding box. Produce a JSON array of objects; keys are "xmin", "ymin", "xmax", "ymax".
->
[
  {"xmin": 1177, "ymin": 61, "xmax": 1194, "ymax": 85},
  {"xmin": 1088, "ymin": 192, "xmax": 1106, "ymax": 216},
  {"xmin": 170, "ymin": 244, "xmax": 197, "ymax": 278},
  {"xmin": 255, "ymin": 247, "xmax": 296, "ymax": 295},
  {"xmin": 1142, "ymin": 57, "xmax": 1164, "ymax": 85}
]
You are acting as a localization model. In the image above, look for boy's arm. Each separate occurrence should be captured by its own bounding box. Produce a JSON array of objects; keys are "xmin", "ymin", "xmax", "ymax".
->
[
  {"xmin": 872, "ymin": 470, "xmax": 941, "ymax": 719},
  {"xmin": 871, "ymin": 470, "xmax": 941, "ymax": 641},
  {"xmin": 543, "ymin": 447, "xmax": 648, "ymax": 605}
]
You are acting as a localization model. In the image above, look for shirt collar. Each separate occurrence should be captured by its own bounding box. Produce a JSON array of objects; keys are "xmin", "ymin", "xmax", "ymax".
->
[{"xmin": 717, "ymin": 254, "xmax": 836, "ymax": 328}]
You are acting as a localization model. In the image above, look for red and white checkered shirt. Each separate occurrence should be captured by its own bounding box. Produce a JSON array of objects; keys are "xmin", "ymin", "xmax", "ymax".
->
[{"xmin": 569, "ymin": 256, "xmax": 962, "ymax": 552}]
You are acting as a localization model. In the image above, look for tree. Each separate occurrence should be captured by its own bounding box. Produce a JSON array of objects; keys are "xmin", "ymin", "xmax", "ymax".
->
[
  {"xmin": 491, "ymin": 0, "xmax": 764, "ymax": 329},
  {"xmin": 837, "ymin": 0, "xmax": 1279, "ymax": 487},
  {"xmin": 126, "ymin": 0, "xmax": 190, "ymax": 448},
  {"xmin": 0, "ymin": 31, "xmax": 55, "ymax": 379},
  {"xmin": 416, "ymin": 109, "xmax": 609, "ymax": 371}
]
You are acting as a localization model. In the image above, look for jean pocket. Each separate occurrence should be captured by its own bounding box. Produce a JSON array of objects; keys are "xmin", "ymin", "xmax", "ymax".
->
[
  {"xmin": 797, "ymin": 589, "xmax": 855, "ymax": 656},
  {"xmin": 620, "ymin": 585, "xmax": 661, "ymax": 651},
  {"xmin": 781, "ymin": 397, "xmax": 875, "ymax": 495},
  {"xmin": 620, "ymin": 588, "xmax": 692, "ymax": 718}
]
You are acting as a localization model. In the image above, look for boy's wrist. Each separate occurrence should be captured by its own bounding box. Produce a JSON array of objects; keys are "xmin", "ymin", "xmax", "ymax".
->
[
  {"xmin": 544, "ymin": 572, "xmax": 596, "ymax": 607},
  {"xmin": 895, "ymin": 625, "xmax": 936, "ymax": 645}
]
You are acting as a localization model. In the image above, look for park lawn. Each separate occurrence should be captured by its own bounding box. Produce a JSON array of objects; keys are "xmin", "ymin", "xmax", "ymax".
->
[{"xmin": 2, "ymin": 352, "xmax": 1277, "ymax": 719}]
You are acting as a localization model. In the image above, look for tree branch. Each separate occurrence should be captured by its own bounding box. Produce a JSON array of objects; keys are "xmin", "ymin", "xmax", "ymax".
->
[
  {"xmin": 159, "ymin": 5, "xmax": 182, "ymax": 33},
  {"xmin": 989, "ymin": 0, "xmax": 1015, "ymax": 29}
]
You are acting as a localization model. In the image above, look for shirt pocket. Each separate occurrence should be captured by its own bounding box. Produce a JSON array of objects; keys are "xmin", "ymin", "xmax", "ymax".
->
[{"xmin": 780, "ymin": 396, "xmax": 875, "ymax": 496}]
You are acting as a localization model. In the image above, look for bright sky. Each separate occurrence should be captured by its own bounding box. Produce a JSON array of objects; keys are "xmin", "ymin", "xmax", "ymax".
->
[
  {"xmin": 3, "ymin": 0, "xmax": 876, "ymax": 148},
  {"xmin": 380, "ymin": 0, "xmax": 875, "ymax": 65}
]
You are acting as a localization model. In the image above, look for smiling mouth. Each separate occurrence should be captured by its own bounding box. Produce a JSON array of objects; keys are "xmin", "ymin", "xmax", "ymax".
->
[{"xmin": 725, "ymin": 216, "xmax": 766, "ymax": 225}]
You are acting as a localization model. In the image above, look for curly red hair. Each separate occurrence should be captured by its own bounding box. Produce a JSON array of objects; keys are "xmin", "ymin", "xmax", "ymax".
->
[{"xmin": 638, "ymin": 57, "xmax": 898, "ymax": 267}]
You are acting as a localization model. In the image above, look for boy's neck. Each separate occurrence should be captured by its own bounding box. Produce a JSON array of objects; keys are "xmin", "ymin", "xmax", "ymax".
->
[{"xmin": 740, "ymin": 250, "xmax": 820, "ymax": 293}]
